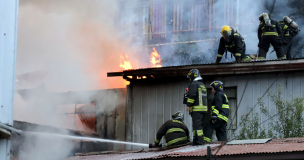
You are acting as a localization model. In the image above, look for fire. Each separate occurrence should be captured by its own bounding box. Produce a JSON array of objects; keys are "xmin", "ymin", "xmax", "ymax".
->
[
  {"xmin": 150, "ymin": 47, "xmax": 162, "ymax": 68},
  {"xmin": 119, "ymin": 55, "xmax": 132, "ymax": 70},
  {"xmin": 119, "ymin": 54, "xmax": 132, "ymax": 86}
]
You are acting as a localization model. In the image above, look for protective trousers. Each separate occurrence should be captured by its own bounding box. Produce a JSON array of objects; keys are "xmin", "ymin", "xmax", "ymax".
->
[
  {"xmin": 258, "ymin": 35, "xmax": 285, "ymax": 59},
  {"xmin": 234, "ymin": 43, "xmax": 252, "ymax": 62},
  {"xmin": 282, "ymin": 36, "xmax": 294, "ymax": 59},
  {"xmin": 204, "ymin": 120, "xmax": 227, "ymax": 142},
  {"xmin": 191, "ymin": 112, "xmax": 205, "ymax": 145}
]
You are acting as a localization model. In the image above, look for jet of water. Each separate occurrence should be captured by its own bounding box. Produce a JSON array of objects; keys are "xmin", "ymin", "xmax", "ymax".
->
[{"xmin": 25, "ymin": 131, "xmax": 149, "ymax": 147}]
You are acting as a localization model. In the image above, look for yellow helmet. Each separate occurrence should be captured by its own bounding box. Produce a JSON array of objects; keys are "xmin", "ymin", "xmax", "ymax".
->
[{"xmin": 221, "ymin": 25, "xmax": 232, "ymax": 38}]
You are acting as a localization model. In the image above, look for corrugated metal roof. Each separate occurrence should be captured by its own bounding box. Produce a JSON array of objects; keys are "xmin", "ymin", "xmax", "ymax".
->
[
  {"xmin": 117, "ymin": 57, "xmax": 304, "ymax": 71},
  {"xmin": 66, "ymin": 138, "xmax": 304, "ymax": 160},
  {"xmin": 107, "ymin": 58, "xmax": 304, "ymax": 79}
]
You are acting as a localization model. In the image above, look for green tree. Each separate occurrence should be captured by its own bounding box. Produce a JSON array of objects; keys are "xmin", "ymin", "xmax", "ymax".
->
[{"xmin": 236, "ymin": 85, "xmax": 304, "ymax": 140}]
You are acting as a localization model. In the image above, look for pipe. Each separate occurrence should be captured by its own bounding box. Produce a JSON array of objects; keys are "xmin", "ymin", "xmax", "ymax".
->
[{"xmin": 0, "ymin": 123, "xmax": 22, "ymax": 135}]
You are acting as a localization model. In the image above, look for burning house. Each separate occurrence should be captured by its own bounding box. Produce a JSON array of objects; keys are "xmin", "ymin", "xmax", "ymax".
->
[{"xmin": 107, "ymin": 58, "xmax": 304, "ymax": 150}]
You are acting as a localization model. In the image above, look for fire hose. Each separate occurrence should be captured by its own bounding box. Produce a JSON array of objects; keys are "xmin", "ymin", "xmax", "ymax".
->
[{"xmin": 0, "ymin": 123, "xmax": 22, "ymax": 135}]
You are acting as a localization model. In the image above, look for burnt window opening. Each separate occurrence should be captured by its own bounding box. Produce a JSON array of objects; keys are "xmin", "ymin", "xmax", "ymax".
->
[{"xmin": 207, "ymin": 87, "xmax": 237, "ymax": 130}]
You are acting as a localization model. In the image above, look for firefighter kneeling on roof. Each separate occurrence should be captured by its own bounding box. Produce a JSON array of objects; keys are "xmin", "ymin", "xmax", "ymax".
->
[
  {"xmin": 215, "ymin": 25, "xmax": 255, "ymax": 64},
  {"xmin": 152, "ymin": 111, "xmax": 190, "ymax": 147},
  {"xmin": 204, "ymin": 81, "xmax": 229, "ymax": 142},
  {"xmin": 185, "ymin": 69, "xmax": 208, "ymax": 145}
]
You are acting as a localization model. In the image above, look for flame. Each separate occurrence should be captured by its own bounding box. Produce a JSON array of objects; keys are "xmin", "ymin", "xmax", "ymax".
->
[
  {"xmin": 150, "ymin": 47, "xmax": 162, "ymax": 68},
  {"xmin": 119, "ymin": 54, "xmax": 133, "ymax": 86},
  {"xmin": 119, "ymin": 55, "xmax": 132, "ymax": 70}
]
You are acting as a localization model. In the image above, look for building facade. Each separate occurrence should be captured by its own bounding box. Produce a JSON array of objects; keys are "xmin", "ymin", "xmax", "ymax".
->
[{"xmin": 108, "ymin": 59, "xmax": 304, "ymax": 150}]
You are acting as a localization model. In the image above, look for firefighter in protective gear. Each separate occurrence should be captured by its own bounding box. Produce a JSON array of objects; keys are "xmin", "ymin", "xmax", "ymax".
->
[
  {"xmin": 258, "ymin": 13, "xmax": 286, "ymax": 60},
  {"xmin": 215, "ymin": 25, "xmax": 253, "ymax": 64},
  {"xmin": 204, "ymin": 81, "xmax": 229, "ymax": 142},
  {"xmin": 153, "ymin": 111, "xmax": 190, "ymax": 147},
  {"xmin": 186, "ymin": 69, "xmax": 208, "ymax": 145},
  {"xmin": 279, "ymin": 16, "xmax": 300, "ymax": 59}
]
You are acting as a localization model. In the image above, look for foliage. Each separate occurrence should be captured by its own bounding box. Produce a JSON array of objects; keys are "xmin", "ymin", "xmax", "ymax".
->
[{"xmin": 236, "ymin": 85, "xmax": 304, "ymax": 140}]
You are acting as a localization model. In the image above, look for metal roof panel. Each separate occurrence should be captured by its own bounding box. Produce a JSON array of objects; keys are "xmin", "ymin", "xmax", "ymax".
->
[{"xmin": 226, "ymin": 138, "xmax": 271, "ymax": 145}]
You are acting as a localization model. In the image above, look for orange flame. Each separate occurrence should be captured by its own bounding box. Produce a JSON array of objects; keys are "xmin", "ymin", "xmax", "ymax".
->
[
  {"xmin": 150, "ymin": 47, "xmax": 162, "ymax": 68},
  {"xmin": 119, "ymin": 54, "xmax": 132, "ymax": 85},
  {"xmin": 119, "ymin": 55, "xmax": 132, "ymax": 70}
]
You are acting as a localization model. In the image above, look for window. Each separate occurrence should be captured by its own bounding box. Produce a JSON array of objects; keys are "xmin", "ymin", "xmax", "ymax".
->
[{"xmin": 207, "ymin": 87, "xmax": 237, "ymax": 130}]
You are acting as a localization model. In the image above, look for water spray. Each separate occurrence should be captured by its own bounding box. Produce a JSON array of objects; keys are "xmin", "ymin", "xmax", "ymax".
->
[{"xmin": 25, "ymin": 131, "xmax": 149, "ymax": 147}]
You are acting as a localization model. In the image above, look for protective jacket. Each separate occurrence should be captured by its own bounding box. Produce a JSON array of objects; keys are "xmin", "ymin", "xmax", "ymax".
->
[
  {"xmin": 186, "ymin": 79, "xmax": 207, "ymax": 113},
  {"xmin": 154, "ymin": 120, "xmax": 190, "ymax": 146},
  {"xmin": 211, "ymin": 90, "xmax": 229, "ymax": 123},
  {"xmin": 216, "ymin": 31, "xmax": 245, "ymax": 63},
  {"xmin": 278, "ymin": 21, "xmax": 299, "ymax": 59},
  {"xmin": 258, "ymin": 20, "xmax": 285, "ymax": 59},
  {"xmin": 258, "ymin": 20, "xmax": 282, "ymax": 41},
  {"xmin": 279, "ymin": 21, "xmax": 299, "ymax": 37}
]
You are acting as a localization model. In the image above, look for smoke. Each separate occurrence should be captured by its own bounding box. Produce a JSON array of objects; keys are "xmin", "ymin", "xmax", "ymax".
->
[
  {"xmin": 15, "ymin": 0, "xmax": 142, "ymax": 159},
  {"xmin": 17, "ymin": 0, "xmax": 146, "ymax": 92},
  {"xmin": 154, "ymin": 0, "xmax": 304, "ymax": 65},
  {"xmin": 14, "ymin": 0, "xmax": 304, "ymax": 159}
]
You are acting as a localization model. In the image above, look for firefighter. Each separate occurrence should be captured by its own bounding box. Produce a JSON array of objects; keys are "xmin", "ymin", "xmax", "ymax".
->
[
  {"xmin": 215, "ymin": 25, "xmax": 254, "ymax": 64},
  {"xmin": 258, "ymin": 13, "xmax": 286, "ymax": 60},
  {"xmin": 153, "ymin": 111, "xmax": 190, "ymax": 147},
  {"xmin": 279, "ymin": 16, "xmax": 300, "ymax": 59},
  {"xmin": 185, "ymin": 69, "xmax": 208, "ymax": 145},
  {"xmin": 204, "ymin": 81, "xmax": 229, "ymax": 142}
]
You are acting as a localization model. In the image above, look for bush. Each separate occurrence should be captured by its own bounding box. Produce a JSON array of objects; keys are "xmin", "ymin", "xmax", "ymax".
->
[{"xmin": 236, "ymin": 85, "xmax": 304, "ymax": 139}]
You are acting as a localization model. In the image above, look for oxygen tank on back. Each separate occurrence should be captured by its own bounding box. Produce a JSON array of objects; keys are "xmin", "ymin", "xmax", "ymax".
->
[
  {"xmin": 283, "ymin": 16, "xmax": 299, "ymax": 29},
  {"xmin": 262, "ymin": 13, "xmax": 272, "ymax": 27}
]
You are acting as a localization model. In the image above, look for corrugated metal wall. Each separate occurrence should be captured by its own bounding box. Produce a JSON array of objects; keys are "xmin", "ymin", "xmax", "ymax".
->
[
  {"xmin": 213, "ymin": 72, "xmax": 304, "ymax": 139},
  {"xmin": 126, "ymin": 72, "xmax": 304, "ymax": 149},
  {"xmin": 126, "ymin": 80, "xmax": 190, "ymax": 150}
]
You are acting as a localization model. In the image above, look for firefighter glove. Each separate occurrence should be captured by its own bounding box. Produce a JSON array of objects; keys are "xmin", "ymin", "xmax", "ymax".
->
[{"xmin": 211, "ymin": 115, "xmax": 218, "ymax": 124}]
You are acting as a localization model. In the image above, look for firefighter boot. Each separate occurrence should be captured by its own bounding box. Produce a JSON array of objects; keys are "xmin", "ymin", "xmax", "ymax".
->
[{"xmin": 257, "ymin": 48, "xmax": 267, "ymax": 60}]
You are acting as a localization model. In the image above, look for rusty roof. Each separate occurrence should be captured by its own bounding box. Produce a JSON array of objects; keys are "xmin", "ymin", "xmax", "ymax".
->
[
  {"xmin": 107, "ymin": 58, "xmax": 304, "ymax": 80},
  {"xmin": 65, "ymin": 138, "xmax": 304, "ymax": 160}
]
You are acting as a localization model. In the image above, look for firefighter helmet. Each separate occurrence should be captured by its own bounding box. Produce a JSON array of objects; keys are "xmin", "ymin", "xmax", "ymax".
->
[
  {"xmin": 221, "ymin": 25, "xmax": 232, "ymax": 42},
  {"xmin": 210, "ymin": 81, "xmax": 224, "ymax": 91},
  {"xmin": 221, "ymin": 25, "xmax": 232, "ymax": 36},
  {"xmin": 172, "ymin": 111, "xmax": 184, "ymax": 121},
  {"xmin": 187, "ymin": 69, "xmax": 201, "ymax": 81}
]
